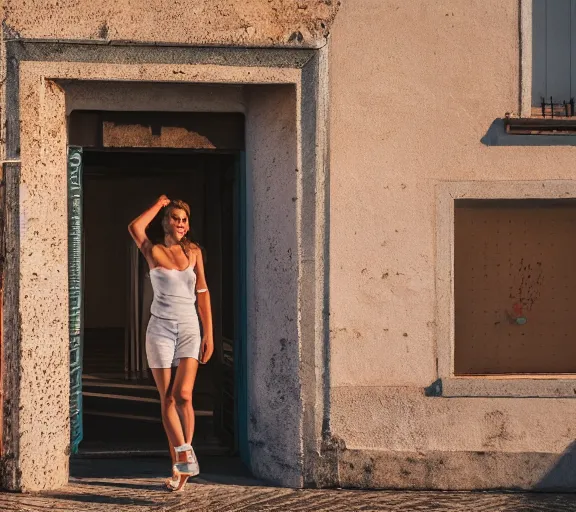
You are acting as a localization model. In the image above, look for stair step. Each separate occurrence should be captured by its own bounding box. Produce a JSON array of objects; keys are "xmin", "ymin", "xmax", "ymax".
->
[
  {"xmin": 83, "ymin": 380, "xmax": 157, "ymax": 391},
  {"xmin": 82, "ymin": 390, "xmax": 214, "ymax": 413},
  {"xmin": 82, "ymin": 378, "xmax": 215, "ymax": 403},
  {"xmin": 82, "ymin": 412, "xmax": 220, "ymax": 446},
  {"xmin": 83, "ymin": 391, "xmax": 160, "ymax": 403},
  {"xmin": 83, "ymin": 399, "xmax": 213, "ymax": 422},
  {"xmin": 84, "ymin": 410, "xmax": 161, "ymax": 422},
  {"xmin": 76, "ymin": 439, "xmax": 230, "ymax": 457},
  {"xmin": 76, "ymin": 446, "xmax": 231, "ymax": 457},
  {"xmin": 84, "ymin": 407, "xmax": 213, "ymax": 420},
  {"xmin": 79, "ymin": 369, "xmax": 228, "ymax": 452},
  {"xmin": 83, "ymin": 370, "xmax": 215, "ymax": 394}
]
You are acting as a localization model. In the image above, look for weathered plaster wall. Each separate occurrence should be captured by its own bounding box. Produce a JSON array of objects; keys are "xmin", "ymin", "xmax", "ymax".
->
[
  {"xmin": 328, "ymin": 0, "xmax": 576, "ymax": 489},
  {"xmin": 2, "ymin": 0, "xmax": 340, "ymax": 48},
  {"xmin": 64, "ymin": 82, "xmax": 245, "ymax": 116},
  {"xmin": 245, "ymin": 84, "xmax": 302, "ymax": 486},
  {"xmin": 15, "ymin": 71, "xmax": 70, "ymax": 491}
]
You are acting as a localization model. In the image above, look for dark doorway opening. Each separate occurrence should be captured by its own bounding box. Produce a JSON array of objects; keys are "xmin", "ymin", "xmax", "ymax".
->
[{"xmin": 78, "ymin": 149, "xmax": 244, "ymax": 460}]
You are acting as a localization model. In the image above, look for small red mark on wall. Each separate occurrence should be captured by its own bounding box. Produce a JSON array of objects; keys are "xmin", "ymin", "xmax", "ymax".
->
[{"xmin": 511, "ymin": 303, "xmax": 527, "ymax": 325}]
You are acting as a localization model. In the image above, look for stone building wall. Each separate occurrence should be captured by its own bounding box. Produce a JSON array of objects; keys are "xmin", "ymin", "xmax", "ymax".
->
[
  {"xmin": 2, "ymin": 0, "xmax": 576, "ymax": 492},
  {"xmin": 328, "ymin": 0, "xmax": 576, "ymax": 489}
]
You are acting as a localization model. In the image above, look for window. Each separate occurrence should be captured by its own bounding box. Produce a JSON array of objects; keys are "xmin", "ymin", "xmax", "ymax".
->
[
  {"xmin": 454, "ymin": 199, "xmax": 576, "ymax": 374},
  {"xmin": 532, "ymin": 0, "xmax": 576, "ymax": 117},
  {"xmin": 435, "ymin": 183, "xmax": 576, "ymax": 397}
]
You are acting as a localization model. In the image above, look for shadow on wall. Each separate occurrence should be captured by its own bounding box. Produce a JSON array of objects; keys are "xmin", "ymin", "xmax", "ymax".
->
[
  {"xmin": 481, "ymin": 119, "xmax": 576, "ymax": 146},
  {"xmin": 533, "ymin": 440, "xmax": 576, "ymax": 491}
]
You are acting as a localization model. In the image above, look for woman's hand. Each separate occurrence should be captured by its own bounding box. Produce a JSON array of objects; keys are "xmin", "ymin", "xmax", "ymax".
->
[
  {"xmin": 157, "ymin": 195, "xmax": 170, "ymax": 208},
  {"xmin": 199, "ymin": 335, "xmax": 214, "ymax": 364}
]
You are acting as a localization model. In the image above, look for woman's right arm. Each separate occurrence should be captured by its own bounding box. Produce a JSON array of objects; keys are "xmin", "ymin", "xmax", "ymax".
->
[{"xmin": 128, "ymin": 195, "xmax": 170, "ymax": 261}]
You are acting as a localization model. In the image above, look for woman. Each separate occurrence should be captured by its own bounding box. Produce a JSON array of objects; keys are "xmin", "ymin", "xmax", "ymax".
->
[{"xmin": 128, "ymin": 195, "xmax": 214, "ymax": 492}]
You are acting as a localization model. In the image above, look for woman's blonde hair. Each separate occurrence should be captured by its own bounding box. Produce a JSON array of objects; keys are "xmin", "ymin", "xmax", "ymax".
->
[{"xmin": 165, "ymin": 199, "xmax": 190, "ymax": 218}]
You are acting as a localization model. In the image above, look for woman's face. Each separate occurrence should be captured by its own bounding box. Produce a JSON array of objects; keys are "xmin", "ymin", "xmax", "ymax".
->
[{"xmin": 163, "ymin": 207, "xmax": 189, "ymax": 241}]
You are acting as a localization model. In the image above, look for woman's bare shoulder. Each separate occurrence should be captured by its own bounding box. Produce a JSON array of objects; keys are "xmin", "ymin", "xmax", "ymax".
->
[{"xmin": 150, "ymin": 243, "xmax": 167, "ymax": 257}]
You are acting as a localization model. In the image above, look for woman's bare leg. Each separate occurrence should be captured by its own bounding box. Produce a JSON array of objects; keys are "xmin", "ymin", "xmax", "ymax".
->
[
  {"xmin": 167, "ymin": 367, "xmax": 178, "ymax": 468},
  {"xmin": 168, "ymin": 443, "xmax": 177, "ymax": 466},
  {"xmin": 151, "ymin": 367, "xmax": 186, "ymax": 460},
  {"xmin": 172, "ymin": 358, "xmax": 199, "ymax": 446}
]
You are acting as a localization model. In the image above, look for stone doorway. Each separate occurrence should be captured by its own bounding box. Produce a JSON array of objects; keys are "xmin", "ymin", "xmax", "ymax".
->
[
  {"xmin": 2, "ymin": 49, "xmax": 328, "ymax": 491},
  {"xmin": 78, "ymin": 148, "xmax": 245, "ymax": 461}
]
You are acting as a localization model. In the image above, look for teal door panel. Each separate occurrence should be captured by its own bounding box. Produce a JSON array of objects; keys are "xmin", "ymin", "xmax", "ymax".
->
[
  {"xmin": 235, "ymin": 152, "xmax": 249, "ymax": 466},
  {"xmin": 68, "ymin": 146, "xmax": 84, "ymax": 455}
]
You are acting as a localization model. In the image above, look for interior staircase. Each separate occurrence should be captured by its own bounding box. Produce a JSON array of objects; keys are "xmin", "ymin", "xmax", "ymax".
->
[{"xmin": 79, "ymin": 328, "xmax": 229, "ymax": 456}]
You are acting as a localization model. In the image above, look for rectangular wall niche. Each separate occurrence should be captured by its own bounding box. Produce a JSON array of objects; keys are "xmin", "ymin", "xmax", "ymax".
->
[{"xmin": 454, "ymin": 198, "xmax": 576, "ymax": 374}]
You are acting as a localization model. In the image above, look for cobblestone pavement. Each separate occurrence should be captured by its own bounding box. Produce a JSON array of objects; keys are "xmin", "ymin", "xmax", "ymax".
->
[{"xmin": 0, "ymin": 458, "xmax": 576, "ymax": 512}]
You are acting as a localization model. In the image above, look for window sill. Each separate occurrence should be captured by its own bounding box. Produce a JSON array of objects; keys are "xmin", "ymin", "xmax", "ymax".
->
[
  {"xmin": 505, "ymin": 117, "xmax": 576, "ymax": 135},
  {"xmin": 425, "ymin": 376, "xmax": 576, "ymax": 398},
  {"xmin": 482, "ymin": 118, "xmax": 576, "ymax": 146}
]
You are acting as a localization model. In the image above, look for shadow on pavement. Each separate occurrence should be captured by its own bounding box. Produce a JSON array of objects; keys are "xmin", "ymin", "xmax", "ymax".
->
[
  {"xmin": 42, "ymin": 492, "xmax": 158, "ymax": 507},
  {"xmin": 535, "ymin": 440, "xmax": 576, "ymax": 491}
]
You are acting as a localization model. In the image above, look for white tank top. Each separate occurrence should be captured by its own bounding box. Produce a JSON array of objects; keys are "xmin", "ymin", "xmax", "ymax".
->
[{"xmin": 149, "ymin": 266, "xmax": 197, "ymax": 320}]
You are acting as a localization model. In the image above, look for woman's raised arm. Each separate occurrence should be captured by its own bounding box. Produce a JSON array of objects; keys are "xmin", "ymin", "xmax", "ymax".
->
[{"xmin": 128, "ymin": 195, "xmax": 170, "ymax": 259}]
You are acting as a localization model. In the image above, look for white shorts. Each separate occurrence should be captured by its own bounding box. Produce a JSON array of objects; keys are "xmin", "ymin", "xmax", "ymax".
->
[{"xmin": 146, "ymin": 314, "xmax": 201, "ymax": 368}]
